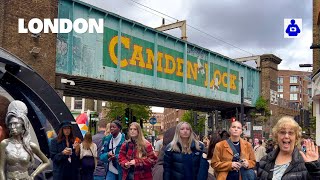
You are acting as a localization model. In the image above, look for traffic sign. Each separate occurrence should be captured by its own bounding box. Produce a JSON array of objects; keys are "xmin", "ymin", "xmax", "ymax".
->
[{"xmin": 149, "ymin": 117, "xmax": 157, "ymax": 125}]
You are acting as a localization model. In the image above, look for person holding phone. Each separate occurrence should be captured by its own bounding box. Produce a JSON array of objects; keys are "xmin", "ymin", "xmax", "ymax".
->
[
  {"xmin": 211, "ymin": 121, "xmax": 256, "ymax": 180},
  {"xmin": 50, "ymin": 121, "xmax": 81, "ymax": 180},
  {"xmin": 100, "ymin": 120, "xmax": 125, "ymax": 180},
  {"xmin": 258, "ymin": 116, "xmax": 320, "ymax": 179}
]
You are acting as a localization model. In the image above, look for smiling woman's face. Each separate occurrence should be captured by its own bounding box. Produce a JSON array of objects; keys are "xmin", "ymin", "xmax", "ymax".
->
[{"xmin": 277, "ymin": 126, "xmax": 296, "ymax": 154}]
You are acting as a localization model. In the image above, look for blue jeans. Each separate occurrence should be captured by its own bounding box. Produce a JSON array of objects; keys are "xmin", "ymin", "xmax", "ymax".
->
[
  {"xmin": 94, "ymin": 175, "xmax": 105, "ymax": 180},
  {"xmin": 106, "ymin": 171, "xmax": 118, "ymax": 180}
]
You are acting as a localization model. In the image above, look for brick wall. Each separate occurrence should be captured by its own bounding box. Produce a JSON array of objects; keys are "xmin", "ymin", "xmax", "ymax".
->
[
  {"xmin": 313, "ymin": 0, "xmax": 320, "ymax": 74},
  {"xmin": 260, "ymin": 54, "xmax": 281, "ymax": 101},
  {"xmin": 260, "ymin": 54, "xmax": 299, "ymax": 131},
  {"xmin": 0, "ymin": 0, "xmax": 58, "ymax": 87}
]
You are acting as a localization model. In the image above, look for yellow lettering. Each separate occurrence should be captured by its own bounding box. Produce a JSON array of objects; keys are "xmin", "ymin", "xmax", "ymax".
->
[
  {"xmin": 222, "ymin": 72, "xmax": 228, "ymax": 88},
  {"xmin": 145, "ymin": 49, "xmax": 153, "ymax": 69},
  {"xmin": 211, "ymin": 70, "xmax": 221, "ymax": 88},
  {"xmin": 108, "ymin": 36, "xmax": 130, "ymax": 68},
  {"xmin": 164, "ymin": 54, "xmax": 176, "ymax": 74},
  {"xmin": 130, "ymin": 45, "xmax": 146, "ymax": 68},
  {"xmin": 157, "ymin": 52, "xmax": 164, "ymax": 72},
  {"xmin": 230, "ymin": 74, "xmax": 237, "ymax": 90},
  {"xmin": 176, "ymin": 58, "xmax": 183, "ymax": 77},
  {"xmin": 187, "ymin": 61, "xmax": 198, "ymax": 80}
]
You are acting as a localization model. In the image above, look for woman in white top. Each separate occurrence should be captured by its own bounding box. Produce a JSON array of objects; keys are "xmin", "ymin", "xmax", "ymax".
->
[{"xmin": 80, "ymin": 132, "xmax": 97, "ymax": 180}]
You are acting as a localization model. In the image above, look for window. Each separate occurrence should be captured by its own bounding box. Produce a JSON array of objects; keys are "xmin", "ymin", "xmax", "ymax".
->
[
  {"xmin": 74, "ymin": 97, "xmax": 83, "ymax": 110},
  {"xmin": 290, "ymin": 86, "xmax": 298, "ymax": 92},
  {"xmin": 278, "ymin": 85, "xmax": 283, "ymax": 92},
  {"xmin": 290, "ymin": 94, "xmax": 298, "ymax": 100},
  {"xmin": 278, "ymin": 77, "xmax": 283, "ymax": 84},
  {"xmin": 290, "ymin": 76, "xmax": 298, "ymax": 83},
  {"xmin": 278, "ymin": 94, "xmax": 283, "ymax": 98}
]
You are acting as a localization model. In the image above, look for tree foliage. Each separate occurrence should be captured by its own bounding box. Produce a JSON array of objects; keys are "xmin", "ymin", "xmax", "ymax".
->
[
  {"xmin": 255, "ymin": 96, "xmax": 268, "ymax": 112},
  {"xmin": 181, "ymin": 110, "xmax": 206, "ymax": 134},
  {"xmin": 107, "ymin": 102, "xmax": 151, "ymax": 126}
]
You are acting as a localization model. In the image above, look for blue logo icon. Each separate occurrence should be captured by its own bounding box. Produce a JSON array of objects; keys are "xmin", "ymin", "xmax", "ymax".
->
[{"xmin": 284, "ymin": 19, "xmax": 302, "ymax": 38}]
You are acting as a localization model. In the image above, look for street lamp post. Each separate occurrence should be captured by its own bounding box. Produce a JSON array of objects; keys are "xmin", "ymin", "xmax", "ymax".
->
[{"xmin": 240, "ymin": 77, "xmax": 244, "ymax": 125}]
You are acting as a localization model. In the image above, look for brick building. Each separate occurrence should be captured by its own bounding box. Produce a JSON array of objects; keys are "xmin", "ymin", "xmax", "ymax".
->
[
  {"xmin": 311, "ymin": 0, "xmax": 320, "ymax": 146},
  {"xmin": 144, "ymin": 112, "xmax": 164, "ymax": 135},
  {"xmin": 277, "ymin": 70, "xmax": 312, "ymax": 109},
  {"xmin": 246, "ymin": 54, "xmax": 300, "ymax": 138},
  {"xmin": 0, "ymin": 0, "xmax": 58, "ymax": 87},
  {"xmin": 162, "ymin": 108, "xmax": 186, "ymax": 131}
]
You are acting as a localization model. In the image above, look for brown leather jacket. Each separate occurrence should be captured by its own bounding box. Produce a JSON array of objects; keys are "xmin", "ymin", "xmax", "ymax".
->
[{"xmin": 211, "ymin": 138, "xmax": 256, "ymax": 180}]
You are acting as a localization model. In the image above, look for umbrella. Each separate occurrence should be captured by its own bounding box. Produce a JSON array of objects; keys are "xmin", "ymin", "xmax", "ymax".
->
[{"xmin": 76, "ymin": 113, "xmax": 88, "ymax": 124}]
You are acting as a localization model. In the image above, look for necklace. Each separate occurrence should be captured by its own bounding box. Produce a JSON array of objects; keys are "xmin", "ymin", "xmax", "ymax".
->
[{"xmin": 233, "ymin": 141, "xmax": 240, "ymax": 146}]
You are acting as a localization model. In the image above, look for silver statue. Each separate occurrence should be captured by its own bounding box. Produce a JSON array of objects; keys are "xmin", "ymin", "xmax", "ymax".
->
[{"xmin": 0, "ymin": 100, "xmax": 50, "ymax": 180}]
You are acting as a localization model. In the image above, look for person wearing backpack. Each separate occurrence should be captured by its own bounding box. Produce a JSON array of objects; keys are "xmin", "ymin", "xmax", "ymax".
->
[{"xmin": 100, "ymin": 120, "xmax": 125, "ymax": 180}]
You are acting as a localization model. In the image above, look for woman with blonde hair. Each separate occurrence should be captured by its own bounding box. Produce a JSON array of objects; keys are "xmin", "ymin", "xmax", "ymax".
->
[
  {"xmin": 163, "ymin": 122, "xmax": 208, "ymax": 180},
  {"xmin": 258, "ymin": 116, "xmax": 320, "ymax": 179},
  {"xmin": 105, "ymin": 123, "xmax": 111, "ymax": 135},
  {"xmin": 118, "ymin": 122, "xmax": 157, "ymax": 180},
  {"xmin": 80, "ymin": 132, "xmax": 97, "ymax": 180}
]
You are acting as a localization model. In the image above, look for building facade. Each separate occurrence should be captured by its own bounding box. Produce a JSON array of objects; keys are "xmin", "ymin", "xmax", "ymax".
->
[
  {"xmin": 277, "ymin": 70, "xmax": 312, "ymax": 109},
  {"xmin": 312, "ymin": 0, "xmax": 320, "ymax": 146},
  {"xmin": 144, "ymin": 112, "xmax": 164, "ymax": 135},
  {"xmin": 162, "ymin": 108, "xmax": 186, "ymax": 131}
]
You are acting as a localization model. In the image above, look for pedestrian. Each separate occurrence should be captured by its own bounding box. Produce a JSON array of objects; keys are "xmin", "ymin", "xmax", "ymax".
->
[
  {"xmin": 92, "ymin": 120, "xmax": 107, "ymax": 180},
  {"xmin": 257, "ymin": 116, "xmax": 320, "ymax": 179},
  {"xmin": 119, "ymin": 122, "xmax": 157, "ymax": 180},
  {"xmin": 253, "ymin": 140, "xmax": 266, "ymax": 170},
  {"xmin": 0, "ymin": 95, "xmax": 10, "ymax": 142},
  {"xmin": 0, "ymin": 100, "xmax": 50, "ymax": 179},
  {"xmin": 163, "ymin": 122, "xmax": 209, "ymax": 180},
  {"xmin": 80, "ymin": 132, "xmax": 97, "ymax": 180},
  {"xmin": 50, "ymin": 120, "xmax": 81, "ymax": 180},
  {"xmin": 207, "ymin": 130, "xmax": 230, "ymax": 177},
  {"xmin": 100, "ymin": 120, "xmax": 125, "ymax": 180},
  {"xmin": 152, "ymin": 126, "xmax": 176, "ymax": 180},
  {"xmin": 105, "ymin": 122, "xmax": 111, "ymax": 135},
  {"xmin": 211, "ymin": 121, "xmax": 256, "ymax": 180},
  {"xmin": 154, "ymin": 134, "xmax": 163, "ymax": 156}
]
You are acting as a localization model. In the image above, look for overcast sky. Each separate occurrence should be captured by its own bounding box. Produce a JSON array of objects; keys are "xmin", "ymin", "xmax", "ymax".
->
[{"xmin": 81, "ymin": 0, "xmax": 313, "ymax": 71}]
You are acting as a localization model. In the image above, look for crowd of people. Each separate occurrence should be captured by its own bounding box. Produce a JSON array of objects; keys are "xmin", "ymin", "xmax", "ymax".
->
[{"xmin": 0, "ymin": 96, "xmax": 320, "ymax": 179}]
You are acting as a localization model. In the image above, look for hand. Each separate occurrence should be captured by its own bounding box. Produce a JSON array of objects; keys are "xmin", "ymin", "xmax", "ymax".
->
[
  {"xmin": 73, "ymin": 141, "xmax": 80, "ymax": 149},
  {"xmin": 241, "ymin": 159, "xmax": 249, "ymax": 168},
  {"xmin": 129, "ymin": 159, "xmax": 135, "ymax": 166},
  {"xmin": 300, "ymin": 139, "xmax": 319, "ymax": 163},
  {"xmin": 108, "ymin": 153, "xmax": 115, "ymax": 161},
  {"xmin": 231, "ymin": 162, "xmax": 242, "ymax": 171},
  {"xmin": 62, "ymin": 148, "xmax": 72, "ymax": 155},
  {"xmin": 124, "ymin": 162, "xmax": 131, "ymax": 168}
]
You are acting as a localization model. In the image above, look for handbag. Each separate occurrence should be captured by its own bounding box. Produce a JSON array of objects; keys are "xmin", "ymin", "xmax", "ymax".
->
[
  {"xmin": 226, "ymin": 139, "xmax": 256, "ymax": 180},
  {"xmin": 81, "ymin": 147, "xmax": 96, "ymax": 170}
]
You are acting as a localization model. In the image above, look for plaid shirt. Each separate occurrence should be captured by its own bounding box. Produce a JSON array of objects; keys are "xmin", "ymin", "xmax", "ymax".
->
[{"xmin": 118, "ymin": 140, "xmax": 157, "ymax": 180}]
